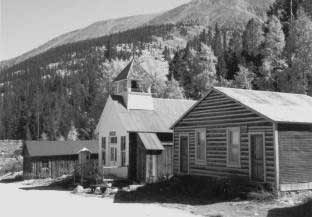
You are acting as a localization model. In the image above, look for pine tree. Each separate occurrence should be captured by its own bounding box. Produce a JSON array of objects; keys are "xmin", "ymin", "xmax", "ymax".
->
[
  {"xmin": 256, "ymin": 15, "xmax": 287, "ymax": 90},
  {"xmin": 242, "ymin": 18, "xmax": 265, "ymax": 59},
  {"xmin": 280, "ymin": 9, "xmax": 312, "ymax": 93},
  {"xmin": 213, "ymin": 23, "xmax": 223, "ymax": 57},
  {"xmin": 162, "ymin": 46, "xmax": 171, "ymax": 62},
  {"xmin": 193, "ymin": 43, "xmax": 218, "ymax": 99},
  {"xmin": 213, "ymin": 24, "xmax": 227, "ymax": 79}
]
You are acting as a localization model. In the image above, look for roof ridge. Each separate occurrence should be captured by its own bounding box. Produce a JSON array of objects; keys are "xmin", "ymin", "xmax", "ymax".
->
[
  {"xmin": 152, "ymin": 97, "xmax": 196, "ymax": 102},
  {"xmin": 214, "ymin": 86, "xmax": 312, "ymax": 97}
]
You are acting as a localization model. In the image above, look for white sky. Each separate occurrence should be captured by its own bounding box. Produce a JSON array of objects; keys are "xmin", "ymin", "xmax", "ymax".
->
[{"xmin": 0, "ymin": 0, "xmax": 190, "ymax": 61}]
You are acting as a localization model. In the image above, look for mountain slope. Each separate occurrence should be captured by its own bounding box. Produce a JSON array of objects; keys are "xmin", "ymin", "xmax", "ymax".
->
[
  {"xmin": 148, "ymin": 0, "xmax": 274, "ymax": 26},
  {"xmin": 0, "ymin": 0, "xmax": 275, "ymax": 69},
  {"xmin": 0, "ymin": 14, "xmax": 158, "ymax": 69}
]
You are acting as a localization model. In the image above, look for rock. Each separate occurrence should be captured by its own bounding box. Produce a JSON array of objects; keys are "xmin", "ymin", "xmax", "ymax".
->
[
  {"xmin": 94, "ymin": 187, "xmax": 102, "ymax": 194},
  {"xmin": 110, "ymin": 187, "xmax": 118, "ymax": 194},
  {"xmin": 122, "ymin": 186, "xmax": 130, "ymax": 192},
  {"xmin": 72, "ymin": 185, "xmax": 84, "ymax": 193},
  {"xmin": 129, "ymin": 184, "xmax": 143, "ymax": 191},
  {"xmin": 103, "ymin": 187, "xmax": 119, "ymax": 196}
]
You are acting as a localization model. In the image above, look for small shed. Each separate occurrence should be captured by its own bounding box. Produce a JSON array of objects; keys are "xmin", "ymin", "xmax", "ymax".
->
[
  {"xmin": 171, "ymin": 87, "xmax": 312, "ymax": 192},
  {"xmin": 23, "ymin": 140, "xmax": 98, "ymax": 179}
]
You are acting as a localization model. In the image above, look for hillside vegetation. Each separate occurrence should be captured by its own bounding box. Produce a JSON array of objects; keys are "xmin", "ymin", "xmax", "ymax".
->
[
  {"xmin": 0, "ymin": 0, "xmax": 312, "ymax": 141},
  {"xmin": 0, "ymin": 0, "xmax": 275, "ymax": 69}
]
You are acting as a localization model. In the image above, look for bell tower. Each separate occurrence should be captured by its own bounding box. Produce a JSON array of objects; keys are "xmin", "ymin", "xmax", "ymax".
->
[{"xmin": 112, "ymin": 59, "xmax": 153, "ymax": 110}]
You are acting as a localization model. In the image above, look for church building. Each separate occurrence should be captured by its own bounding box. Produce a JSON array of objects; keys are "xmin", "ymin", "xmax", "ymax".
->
[{"xmin": 95, "ymin": 59, "xmax": 196, "ymax": 182}]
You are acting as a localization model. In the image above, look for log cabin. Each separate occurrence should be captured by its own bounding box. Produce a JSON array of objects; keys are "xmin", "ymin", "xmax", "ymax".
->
[
  {"xmin": 23, "ymin": 140, "xmax": 98, "ymax": 179},
  {"xmin": 95, "ymin": 59, "xmax": 196, "ymax": 183},
  {"xmin": 171, "ymin": 87, "xmax": 312, "ymax": 192}
]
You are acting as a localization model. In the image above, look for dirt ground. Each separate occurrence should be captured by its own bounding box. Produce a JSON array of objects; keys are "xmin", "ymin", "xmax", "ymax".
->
[
  {"xmin": 0, "ymin": 180, "xmax": 311, "ymax": 217},
  {"xmin": 163, "ymin": 194, "xmax": 312, "ymax": 217},
  {"xmin": 0, "ymin": 182, "xmax": 199, "ymax": 217}
]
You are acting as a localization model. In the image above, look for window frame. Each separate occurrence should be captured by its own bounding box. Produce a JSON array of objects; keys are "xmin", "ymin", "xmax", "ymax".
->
[
  {"xmin": 121, "ymin": 136, "xmax": 126, "ymax": 167},
  {"xmin": 195, "ymin": 128, "xmax": 207, "ymax": 165},
  {"xmin": 110, "ymin": 136, "xmax": 117, "ymax": 144},
  {"xmin": 101, "ymin": 137, "xmax": 106, "ymax": 165},
  {"xmin": 109, "ymin": 132, "xmax": 118, "ymax": 163},
  {"xmin": 110, "ymin": 146, "xmax": 117, "ymax": 162},
  {"xmin": 226, "ymin": 127, "xmax": 241, "ymax": 168}
]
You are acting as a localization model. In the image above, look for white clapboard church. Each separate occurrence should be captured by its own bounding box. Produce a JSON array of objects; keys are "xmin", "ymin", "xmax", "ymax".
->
[{"xmin": 95, "ymin": 59, "xmax": 195, "ymax": 182}]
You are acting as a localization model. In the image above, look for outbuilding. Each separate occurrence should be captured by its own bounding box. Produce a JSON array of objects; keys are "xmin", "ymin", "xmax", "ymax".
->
[
  {"xmin": 171, "ymin": 87, "xmax": 312, "ymax": 192},
  {"xmin": 23, "ymin": 140, "xmax": 98, "ymax": 179}
]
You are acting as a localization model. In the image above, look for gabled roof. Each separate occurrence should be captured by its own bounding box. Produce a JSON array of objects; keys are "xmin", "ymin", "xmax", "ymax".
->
[
  {"xmin": 111, "ymin": 96, "xmax": 196, "ymax": 133},
  {"xmin": 113, "ymin": 58, "xmax": 149, "ymax": 82},
  {"xmin": 171, "ymin": 87, "xmax": 312, "ymax": 128},
  {"xmin": 25, "ymin": 140, "xmax": 98, "ymax": 157}
]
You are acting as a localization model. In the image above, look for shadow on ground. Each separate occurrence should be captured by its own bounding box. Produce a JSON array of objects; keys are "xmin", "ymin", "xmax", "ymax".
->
[
  {"xmin": 0, "ymin": 175, "xmax": 23, "ymax": 183},
  {"xmin": 267, "ymin": 199, "xmax": 312, "ymax": 217},
  {"xmin": 19, "ymin": 185, "xmax": 72, "ymax": 191},
  {"xmin": 19, "ymin": 176, "xmax": 75, "ymax": 191},
  {"xmin": 114, "ymin": 176, "xmax": 272, "ymax": 205}
]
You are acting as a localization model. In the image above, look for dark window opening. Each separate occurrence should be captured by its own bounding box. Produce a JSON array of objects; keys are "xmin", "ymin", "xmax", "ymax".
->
[
  {"xmin": 157, "ymin": 133, "xmax": 173, "ymax": 142},
  {"xmin": 42, "ymin": 160, "xmax": 49, "ymax": 168}
]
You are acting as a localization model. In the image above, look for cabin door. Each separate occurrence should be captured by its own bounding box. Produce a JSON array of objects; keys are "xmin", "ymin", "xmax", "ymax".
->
[
  {"xmin": 180, "ymin": 135, "xmax": 189, "ymax": 174},
  {"xmin": 250, "ymin": 134, "xmax": 265, "ymax": 182}
]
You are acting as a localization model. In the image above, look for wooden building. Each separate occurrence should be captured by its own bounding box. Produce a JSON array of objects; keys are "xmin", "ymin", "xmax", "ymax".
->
[
  {"xmin": 23, "ymin": 140, "xmax": 98, "ymax": 179},
  {"xmin": 171, "ymin": 87, "xmax": 312, "ymax": 192},
  {"xmin": 95, "ymin": 59, "xmax": 196, "ymax": 182}
]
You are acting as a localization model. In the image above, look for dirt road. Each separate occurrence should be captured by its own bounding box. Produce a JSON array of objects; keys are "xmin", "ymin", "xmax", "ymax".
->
[{"xmin": 0, "ymin": 182, "xmax": 199, "ymax": 217}]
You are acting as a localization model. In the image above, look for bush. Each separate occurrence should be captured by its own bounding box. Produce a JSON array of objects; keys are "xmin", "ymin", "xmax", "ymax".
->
[
  {"xmin": 247, "ymin": 191, "xmax": 274, "ymax": 201},
  {"xmin": 0, "ymin": 158, "xmax": 23, "ymax": 175}
]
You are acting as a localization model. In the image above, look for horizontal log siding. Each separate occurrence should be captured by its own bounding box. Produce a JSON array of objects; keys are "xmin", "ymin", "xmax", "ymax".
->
[
  {"xmin": 279, "ymin": 131, "xmax": 312, "ymax": 184},
  {"xmin": 173, "ymin": 90, "xmax": 275, "ymax": 186}
]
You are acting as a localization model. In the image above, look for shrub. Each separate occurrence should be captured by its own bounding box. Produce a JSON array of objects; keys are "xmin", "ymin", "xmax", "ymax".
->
[{"xmin": 115, "ymin": 175, "xmax": 271, "ymax": 204}]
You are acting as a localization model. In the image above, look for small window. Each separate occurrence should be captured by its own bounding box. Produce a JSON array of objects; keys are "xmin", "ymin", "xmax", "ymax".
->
[
  {"xmin": 42, "ymin": 160, "xmax": 49, "ymax": 168},
  {"xmin": 121, "ymin": 136, "xmax": 126, "ymax": 166},
  {"xmin": 131, "ymin": 80, "xmax": 138, "ymax": 89},
  {"xmin": 110, "ymin": 136, "xmax": 117, "ymax": 144},
  {"xmin": 195, "ymin": 128, "xmax": 206, "ymax": 164},
  {"xmin": 102, "ymin": 137, "xmax": 106, "ymax": 165},
  {"xmin": 227, "ymin": 127, "xmax": 241, "ymax": 167},
  {"xmin": 109, "ymin": 131, "xmax": 116, "ymax": 137}
]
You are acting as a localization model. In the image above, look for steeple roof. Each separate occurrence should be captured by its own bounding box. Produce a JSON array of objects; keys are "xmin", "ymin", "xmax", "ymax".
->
[{"xmin": 113, "ymin": 58, "xmax": 149, "ymax": 82}]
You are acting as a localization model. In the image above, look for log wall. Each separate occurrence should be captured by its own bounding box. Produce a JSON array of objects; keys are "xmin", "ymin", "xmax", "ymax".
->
[
  {"xmin": 279, "ymin": 128, "xmax": 312, "ymax": 185},
  {"xmin": 23, "ymin": 155, "xmax": 98, "ymax": 179},
  {"xmin": 173, "ymin": 90, "xmax": 276, "ymax": 187}
]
